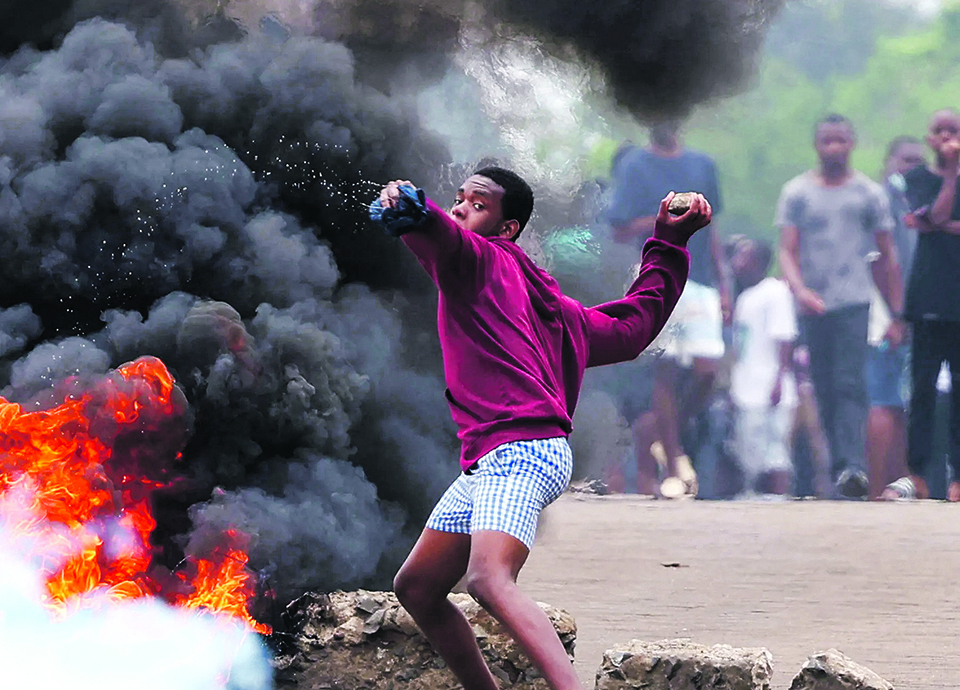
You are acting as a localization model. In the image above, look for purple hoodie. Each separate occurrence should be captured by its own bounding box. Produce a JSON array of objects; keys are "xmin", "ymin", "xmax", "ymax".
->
[{"xmin": 403, "ymin": 198, "xmax": 690, "ymax": 471}]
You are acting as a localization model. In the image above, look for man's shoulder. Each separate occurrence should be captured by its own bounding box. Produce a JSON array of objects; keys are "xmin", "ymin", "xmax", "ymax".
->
[
  {"xmin": 761, "ymin": 277, "xmax": 793, "ymax": 302},
  {"xmin": 845, "ymin": 171, "xmax": 890, "ymax": 206},
  {"xmin": 488, "ymin": 237, "xmax": 527, "ymax": 261},
  {"xmin": 618, "ymin": 146, "xmax": 653, "ymax": 168},
  {"xmin": 681, "ymin": 148, "xmax": 716, "ymax": 165},
  {"xmin": 491, "ymin": 238, "xmax": 559, "ymax": 281},
  {"xmin": 780, "ymin": 170, "xmax": 814, "ymax": 194},
  {"xmin": 849, "ymin": 170, "xmax": 883, "ymax": 192},
  {"xmin": 741, "ymin": 277, "xmax": 790, "ymax": 303}
]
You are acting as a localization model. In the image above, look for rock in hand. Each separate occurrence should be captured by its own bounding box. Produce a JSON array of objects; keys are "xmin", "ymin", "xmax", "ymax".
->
[{"xmin": 667, "ymin": 192, "xmax": 697, "ymax": 216}]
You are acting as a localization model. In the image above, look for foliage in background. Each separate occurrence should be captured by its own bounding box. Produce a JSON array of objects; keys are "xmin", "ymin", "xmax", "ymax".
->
[{"xmin": 583, "ymin": 0, "xmax": 960, "ymax": 243}]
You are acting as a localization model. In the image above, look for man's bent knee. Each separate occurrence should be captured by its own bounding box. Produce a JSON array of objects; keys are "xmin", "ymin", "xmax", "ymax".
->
[
  {"xmin": 465, "ymin": 571, "xmax": 494, "ymax": 609},
  {"xmin": 465, "ymin": 567, "xmax": 513, "ymax": 611},
  {"xmin": 393, "ymin": 567, "xmax": 415, "ymax": 605},
  {"xmin": 394, "ymin": 567, "xmax": 447, "ymax": 613}
]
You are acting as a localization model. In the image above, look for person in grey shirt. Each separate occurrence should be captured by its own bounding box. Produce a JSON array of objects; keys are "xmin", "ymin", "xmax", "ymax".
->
[{"xmin": 777, "ymin": 113, "xmax": 903, "ymax": 498}]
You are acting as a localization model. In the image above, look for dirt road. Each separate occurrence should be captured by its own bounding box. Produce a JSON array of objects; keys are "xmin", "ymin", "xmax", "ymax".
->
[{"xmin": 521, "ymin": 494, "xmax": 960, "ymax": 689}]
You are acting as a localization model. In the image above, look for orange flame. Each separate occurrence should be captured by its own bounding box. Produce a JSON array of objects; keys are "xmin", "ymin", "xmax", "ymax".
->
[
  {"xmin": 0, "ymin": 357, "xmax": 271, "ymax": 633},
  {"xmin": 175, "ymin": 531, "xmax": 272, "ymax": 635}
]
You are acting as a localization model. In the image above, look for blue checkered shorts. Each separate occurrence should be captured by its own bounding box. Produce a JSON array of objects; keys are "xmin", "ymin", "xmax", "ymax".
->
[{"xmin": 425, "ymin": 437, "xmax": 573, "ymax": 550}]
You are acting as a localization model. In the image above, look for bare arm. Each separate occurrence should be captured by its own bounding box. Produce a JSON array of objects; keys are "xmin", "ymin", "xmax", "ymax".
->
[
  {"xmin": 778, "ymin": 225, "xmax": 826, "ymax": 315},
  {"xmin": 929, "ymin": 141, "xmax": 960, "ymax": 225},
  {"xmin": 710, "ymin": 224, "xmax": 733, "ymax": 324},
  {"xmin": 375, "ymin": 180, "xmax": 486, "ymax": 293},
  {"xmin": 770, "ymin": 340, "xmax": 795, "ymax": 407},
  {"xmin": 909, "ymin": 213, "xmax": 960, "ymax": 235},
  {"xmin": 586, "ymin": 194, "xmax": 711, "ymax": 367},
  {"xmin": 874, "ymin": 229, "xmax": 903, "ymax": 317},
  {"xmin": 778, "ymin": 225, "xmax": 804, "ymax": 294}
]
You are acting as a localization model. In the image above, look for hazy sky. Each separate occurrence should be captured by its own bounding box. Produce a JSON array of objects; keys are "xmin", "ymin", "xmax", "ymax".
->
[{"xmin": 887, "ymin": 0, "xmax": 942, "ymax": 14}]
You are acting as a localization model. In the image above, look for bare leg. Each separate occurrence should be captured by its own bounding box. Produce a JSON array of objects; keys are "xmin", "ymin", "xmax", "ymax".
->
[
  {"xmin": 633, "ymin": 412, "xmax": 661, "ymax": 496},
  {"xmin": 603, "ymin": 460, "xmax": 625, "ymax": 494},
  {"xmin": 867, "ymin": 406, "xmax": 896, "ymax": 500},
  {"xmin": 394, "ymin": 529, "xmax": 499, "ymax": 690},
  {"xmin": 889, "ymin": 408, "xmax": 908, "ymax": 484},
  {"xmin": 466, "ymin": 530, "xmax": 581, "ymax": 690},
  {"xmin": 761, "ymin": 469, "xmax": 793, "ymax": 496},
  {"xmin": 795, "ymin": 382, "xmax": 833, "ymax": 498},
  {"xmin": 653, "ymin": 359, "xmax": 683, "ymax": 477},
  {"xmin": 679, "ymin": 357, "xmax": 719, "ymax": 424}
]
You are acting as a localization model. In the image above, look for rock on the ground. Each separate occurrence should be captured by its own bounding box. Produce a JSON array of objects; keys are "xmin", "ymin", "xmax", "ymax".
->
[
  {"xmin": 789, "ymin": 649, "xmax": 893, "ymax": 690},
  {"xmin": 567, "ymin": 478, "xmax": 610, "ymax": 495},
  {"xmin": 271, "ymin": 589, "xmax": 576, "ymax": 690},
  {"xmin": 595, "ymin": 638, "xmax": 773, "ymax": 690}
]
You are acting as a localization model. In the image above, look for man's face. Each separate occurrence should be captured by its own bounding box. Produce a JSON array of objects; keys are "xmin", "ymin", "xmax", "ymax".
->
[
  {"xmin": 449, "ymin": 175, "xmax": 512, "ymax": 238},
  {"xmin": 886, "ymin": 142, "xmax": 926, "ymax": 177},
  {"xmin": 814, "ymin": 122, "xmax": 855, "ymax": 168},
  {"xmin": 927, "ymin": 111, "xmax": 960, "ymax": 156}
]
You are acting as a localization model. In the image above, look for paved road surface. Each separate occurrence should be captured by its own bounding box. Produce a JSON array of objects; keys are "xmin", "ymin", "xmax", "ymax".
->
[{"xmin": 522, "ymin": 494, "xmax": 960, "ymax": 689}]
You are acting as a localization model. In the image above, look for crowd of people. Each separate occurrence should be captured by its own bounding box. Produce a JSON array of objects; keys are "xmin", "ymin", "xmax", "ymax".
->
[
  {"xmin": 555, "ymin": 109, "xmax": 960, "ymax": 501},
  {"xmin": 372, "ymin": 108, "xmax": 954, "ymax": 690}
]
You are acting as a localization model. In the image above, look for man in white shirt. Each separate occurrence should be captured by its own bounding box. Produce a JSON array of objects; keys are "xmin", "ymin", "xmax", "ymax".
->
[{"xmin": 730, "ymin": 239, "xmax": 799, "ymax": 496}]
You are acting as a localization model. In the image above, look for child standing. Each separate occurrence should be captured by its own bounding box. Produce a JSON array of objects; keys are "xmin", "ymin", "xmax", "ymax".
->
[{"xmin": 730, "ymin": 239, "xmax": 798, "ymax": 496}]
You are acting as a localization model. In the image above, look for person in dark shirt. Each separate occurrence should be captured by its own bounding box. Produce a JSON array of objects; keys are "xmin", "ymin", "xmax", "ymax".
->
[
  {"xmin": 883, "ymin": 109, "xmax": 960, "ymax": 501},
  {"xmin": 607, "ymin": 124, "xmax": 728, "ymax": 296},
  {"xmin": 606, "ymin": 120, "xmax": 731, "ymax": 497},
  {"xmin": 866, "ymin": 136, "xmax": 926, "ymax": 499}
]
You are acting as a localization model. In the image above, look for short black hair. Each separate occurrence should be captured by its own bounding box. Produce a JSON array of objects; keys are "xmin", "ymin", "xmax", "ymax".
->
[
  {"xmin": 473, "ymin": 166, "xmax": 534, "ymax": 237},
  {"xmin": 751, "ymin": 239, "xmax": 773, "ymax": 275},
  {"xmin": 885, "ymin": 135, "xmax": 921, "ymax": 160},
  {"xmin": 930, "ymin": 108, "xmax": 960, "ymax": 127},
  {"xmin": 814, "ymin": 113, "xmax": 855, "ymax": 138}
]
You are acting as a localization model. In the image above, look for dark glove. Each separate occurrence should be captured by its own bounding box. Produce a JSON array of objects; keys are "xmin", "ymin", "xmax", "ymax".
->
[{"xmin": 368, "ymin": 184, "xmax": 428, "ymax": 237}]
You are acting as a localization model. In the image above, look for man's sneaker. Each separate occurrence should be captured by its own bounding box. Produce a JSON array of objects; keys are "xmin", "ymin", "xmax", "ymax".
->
[{"xmin": 837, "ymin": 469, "xmax": 869, "ymax": 499}]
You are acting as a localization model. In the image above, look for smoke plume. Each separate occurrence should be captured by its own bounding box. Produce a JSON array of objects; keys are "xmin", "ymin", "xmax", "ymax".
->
[
  {"xmin": 0, "ymin": 15, "xmax": 453, "ymax": 606},
  {"xmin": 0, "ymin": 0, "xmax": 783, "ymax": 610}
]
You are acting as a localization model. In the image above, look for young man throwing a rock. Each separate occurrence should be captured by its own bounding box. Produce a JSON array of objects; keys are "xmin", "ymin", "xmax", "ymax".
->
[{"xmin": 371, "ymin": 167, "xmax": 711, "ymax": 690}]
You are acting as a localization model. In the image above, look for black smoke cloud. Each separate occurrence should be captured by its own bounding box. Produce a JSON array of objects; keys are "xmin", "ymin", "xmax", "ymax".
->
[
  {"xmin": 0, "ymin": 0, "xmax": 783, "ymax": 606},
  {"xmin": 485, "ymin": 0, "xmax": 785, "ymax": 119},
  {"xmin": 0, "ymin": 306, "xmax": 42, "ymax": 359},
  {"xmin": 4, "ymin": 0, "xmax": 783, "ymax": 118},
  {"xmin": 0, "ymin": 16, "xmax": 455, "ymax": 605}
]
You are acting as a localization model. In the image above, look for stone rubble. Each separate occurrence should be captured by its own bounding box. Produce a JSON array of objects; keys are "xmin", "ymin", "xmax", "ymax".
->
[
  {"xmin": 271, "ymin": 589, "xmax": 576, "ymax": 690},
  {"xmin": 595, "ymin": 638, "xmax": 773, "ymax": 690},
  {"xmin": 270, "ymin": 590, "xmax": 896, "ymax": 690},
  {"xmin": 789, "ymin": 649, "xmax": 894, "ymax": 690}
]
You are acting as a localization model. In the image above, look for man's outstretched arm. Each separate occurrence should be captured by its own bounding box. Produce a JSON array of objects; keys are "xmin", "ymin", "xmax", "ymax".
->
[
  {"xmin": 373, "ymin": 180, "xmax": 486, "ymax": 291},
  {"xmin": 584, "ymin": 193, "xmax": 711, "ymax": 367}
]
